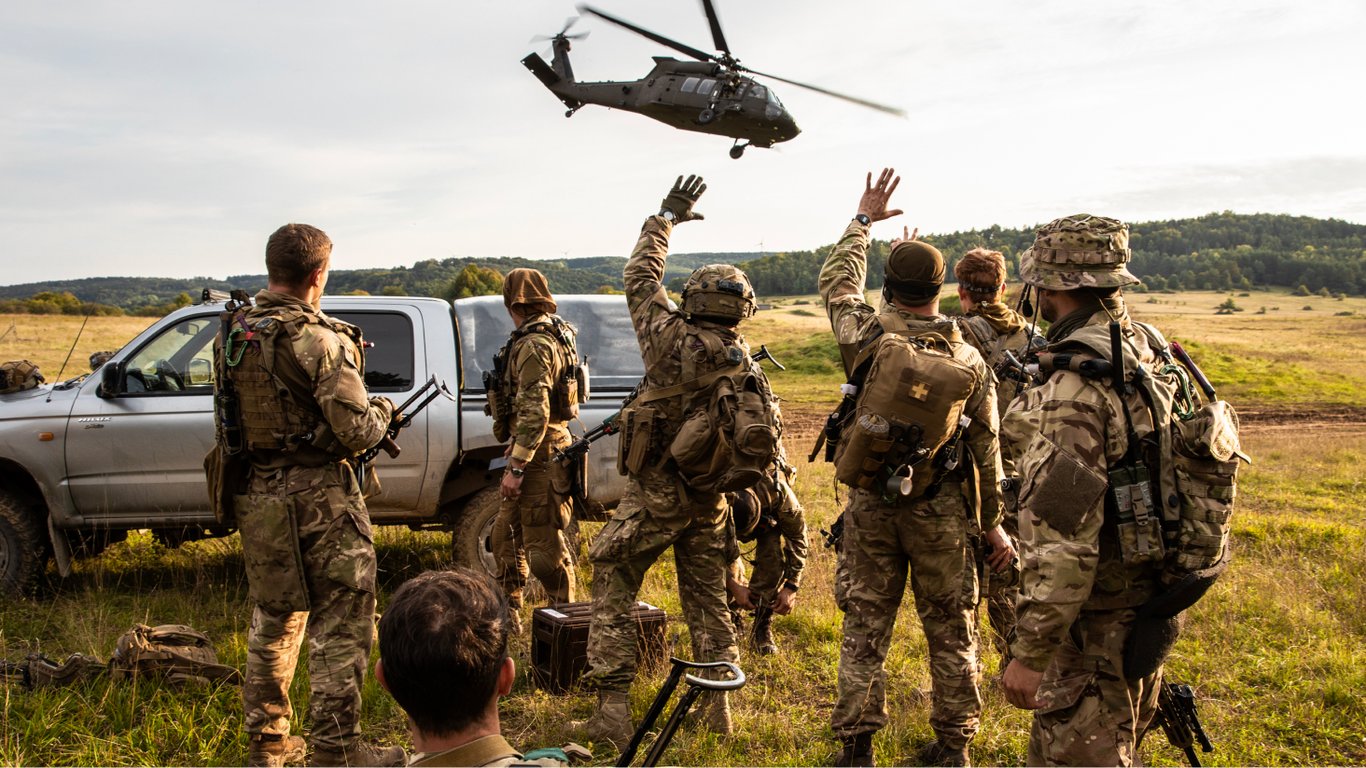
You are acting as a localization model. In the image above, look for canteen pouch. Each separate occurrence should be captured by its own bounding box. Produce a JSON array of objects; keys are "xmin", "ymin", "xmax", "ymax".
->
[
  {"xmin": 834, "ymin": 412, "xmax": 896, "ymax": 491},
  {"xmin": 234, "ymin": 494, "xmax": 310, "ymax": 613}
]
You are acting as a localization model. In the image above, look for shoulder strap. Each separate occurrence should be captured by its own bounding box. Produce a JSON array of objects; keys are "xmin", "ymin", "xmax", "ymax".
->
[{"xmin": 633, "ymin": 361, "xmax": 744, "ymax": 405}]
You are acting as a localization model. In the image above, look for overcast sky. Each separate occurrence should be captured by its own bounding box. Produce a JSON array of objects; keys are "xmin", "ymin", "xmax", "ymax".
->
[{"xmin": 2, "ymin": 0, "xmax": 1363, "ymax": 286}]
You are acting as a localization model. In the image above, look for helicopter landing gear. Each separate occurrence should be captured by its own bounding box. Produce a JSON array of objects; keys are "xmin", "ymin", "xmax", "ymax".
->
[
  {"xmin": 565, "ymin": 105, "xmax": 582, "ymax": 118},
  {"xmin": 729, "ymin": 141, "xmax": 748, "ymax": 159},
  {"xmin": 697, "ymin": 108, "xmax": 717, "ymax": 125}
]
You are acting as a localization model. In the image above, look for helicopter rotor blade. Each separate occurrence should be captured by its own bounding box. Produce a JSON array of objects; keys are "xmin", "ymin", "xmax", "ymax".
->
[
  {"xmin": 577, "ymin": 4, "xmax": 718, "ymax": 64},
  {"xmin": 743, "ymin": 66, "xmax": 906, "ymax": 117},
  {"xmin": 699, "ymin": 0, "xmax": 731, "ymax": 57}
]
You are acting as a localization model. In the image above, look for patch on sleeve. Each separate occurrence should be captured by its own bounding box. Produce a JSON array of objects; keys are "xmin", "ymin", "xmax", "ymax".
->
[{"xmin": 1019, "ymin": 432, "xmax": 1107, "ymax": 537}]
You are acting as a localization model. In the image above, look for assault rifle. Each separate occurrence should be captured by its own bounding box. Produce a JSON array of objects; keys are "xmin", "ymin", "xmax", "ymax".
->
[
  {"xmin": 215, "ymin": 289, "xmax": 254, "ymax": 456},
  {"xmin": 357, "ymin": 375, "xmax": 454, "ymax": 474},
  {"xmin": 1153, "ymin": 682, "xmax": 1213, "ymax": 767},
  {"xmin": 820, "ymin": 514, "xmax": 844, "ymax": 551}
]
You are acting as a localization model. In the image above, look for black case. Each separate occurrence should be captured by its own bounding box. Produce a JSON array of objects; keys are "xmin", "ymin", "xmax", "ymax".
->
[{"xmin": 530, "ymin": 600, "xmax": 667, "ymax": 693}]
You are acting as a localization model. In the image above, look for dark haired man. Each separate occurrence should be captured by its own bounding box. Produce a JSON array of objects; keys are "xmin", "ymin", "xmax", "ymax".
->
[
  {"xmin": 376, "ymin": 569, "xmax": 571, "ymax": 767},
  {"xmin": 216, "ymin": 223, "xmax": 403, "ymax": 767}
]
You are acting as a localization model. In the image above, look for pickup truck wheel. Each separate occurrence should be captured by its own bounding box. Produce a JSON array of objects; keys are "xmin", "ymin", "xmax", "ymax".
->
[
  {"xmin": 452, "ymin": 487, "xmax": 501, "ymax": 579},
  {"xmin": 0, "ymin": 489, "xmax": 50, "ymax": 597}
]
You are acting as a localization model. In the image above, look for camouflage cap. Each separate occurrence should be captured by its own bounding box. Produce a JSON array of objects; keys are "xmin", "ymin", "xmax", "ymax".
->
[{"xmin": 1018, "ymin": 213, "xmax": 1139, "ymax": 290}]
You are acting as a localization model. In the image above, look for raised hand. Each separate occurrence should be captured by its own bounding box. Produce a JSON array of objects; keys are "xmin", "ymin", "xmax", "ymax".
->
[
  {"xmin": 660, "ymin": 174, "xmax": 707, "ymax": 223},
  {"xmin": 857, "ymin": 168, "xmax": 904, "ymax": 223}
]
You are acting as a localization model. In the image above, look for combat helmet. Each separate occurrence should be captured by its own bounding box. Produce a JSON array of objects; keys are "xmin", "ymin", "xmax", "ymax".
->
[
  {"xmin": 1018, "ymin": 214, "xmax": 1140, "ymax": 290},
  {"xmin": 681, "ymin": 264, "xmax": 756, "ymax": 324}
]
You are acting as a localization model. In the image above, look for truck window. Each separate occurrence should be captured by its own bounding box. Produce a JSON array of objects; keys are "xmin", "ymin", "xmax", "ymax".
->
[
  {"xmin": 330, "ymin": 311, "xmax": 415, "ymax": 392},
  {"xmin": 122, "ymin": 316, "xmax": 218, "ymax": 394}
]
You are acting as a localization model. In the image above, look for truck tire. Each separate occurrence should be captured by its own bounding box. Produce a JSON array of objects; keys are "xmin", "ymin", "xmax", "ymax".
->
[
  {"xmin": 0, "ymin": 488, "xmax": 50, "ymax": 597},
  {"xmin": 452, "ymin": 486, "xmax": 501, "ymax": 578}
]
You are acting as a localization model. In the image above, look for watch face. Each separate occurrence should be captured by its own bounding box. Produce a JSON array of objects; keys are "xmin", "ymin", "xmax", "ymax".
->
[{"xmin": 661, "ymin": 209, "xmax": 676, "ymax": 221}]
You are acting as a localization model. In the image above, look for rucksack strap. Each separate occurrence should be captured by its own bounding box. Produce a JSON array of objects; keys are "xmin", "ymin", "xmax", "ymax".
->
[{"xmin": 632, "ymin": 362, "xmax": 744, "ymax": 405}]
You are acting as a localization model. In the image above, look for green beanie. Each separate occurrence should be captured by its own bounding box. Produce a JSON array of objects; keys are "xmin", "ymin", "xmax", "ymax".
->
[{"xmin": 884, "ymin": 241, "xmax": 945, "ymax": 301}]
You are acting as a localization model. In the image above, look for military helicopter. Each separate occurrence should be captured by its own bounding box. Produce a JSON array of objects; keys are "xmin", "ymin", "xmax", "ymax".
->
[{"xmin": 521, "ymin": 1, "xmax": 904, "ymax": 158}]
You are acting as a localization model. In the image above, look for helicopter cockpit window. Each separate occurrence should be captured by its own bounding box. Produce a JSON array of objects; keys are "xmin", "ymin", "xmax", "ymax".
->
[
  {"xmin": 681, "ymin": 77, "xmax": 700, "ymax": 94},
  {"xmin": 697, "ymin": 79, "xmax": 715, "ymax": 96},
  {"xmin": 748, "ymin": 85, "xmax": 767, "ymax": 101},
  {"xmin": 768, "ymin": 89, "xmax": 783, "ymax": 105}
]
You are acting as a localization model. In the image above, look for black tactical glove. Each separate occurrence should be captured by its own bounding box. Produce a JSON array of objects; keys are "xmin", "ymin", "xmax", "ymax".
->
[{"xmin": 659, "ymin": 174, "xmax": 706, "ymax": 223}]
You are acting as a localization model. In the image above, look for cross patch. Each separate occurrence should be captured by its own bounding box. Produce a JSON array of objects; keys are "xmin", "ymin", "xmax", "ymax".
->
[{"xmin": 909, "ymin": 381, "xmax": 931, "ymax": 401}]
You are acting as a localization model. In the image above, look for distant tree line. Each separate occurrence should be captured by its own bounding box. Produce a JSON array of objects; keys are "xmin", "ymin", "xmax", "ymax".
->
[{"xmin": 2, "ymin": 213, "xmax": 1363, "ymax": 311}]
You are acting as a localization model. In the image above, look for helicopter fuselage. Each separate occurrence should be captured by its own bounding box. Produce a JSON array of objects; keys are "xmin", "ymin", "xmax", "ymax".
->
[{"xmin": 522, "ymin": 48, "xmax": 800, "ymax": 148}]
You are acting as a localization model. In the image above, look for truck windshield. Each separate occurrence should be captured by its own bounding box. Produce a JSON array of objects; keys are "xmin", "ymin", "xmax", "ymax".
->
[{"xmin": 455, "ymin": 296, "xmax": 645, "ymax": 392}]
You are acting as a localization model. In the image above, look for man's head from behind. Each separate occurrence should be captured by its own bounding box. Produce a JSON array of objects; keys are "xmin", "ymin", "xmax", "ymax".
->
[
  {"xmin": 266, "ymin": 223, "xmax": 333, "ymax": 305},
  {"xmin": 883, "ymin": 240, "xmax": 945, "ymax": 309},
  {"xmin": 377, "ymin": 568, "xmax": 514, "ymax": 739},
  {"xmin": 954, "ymin": 247, "xmax": 1008, "ymax": 310}
]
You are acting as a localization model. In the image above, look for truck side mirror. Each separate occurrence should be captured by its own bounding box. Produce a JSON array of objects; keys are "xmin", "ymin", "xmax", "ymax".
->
[{"xmin": 98, "ymin": 361, "xmax": 125, "ymax": 398}]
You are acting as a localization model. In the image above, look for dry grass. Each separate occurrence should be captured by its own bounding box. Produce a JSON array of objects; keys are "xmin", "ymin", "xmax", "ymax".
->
[{"xmin": 0, "ymin": 314, "xmax": 153, "ymax": 381}]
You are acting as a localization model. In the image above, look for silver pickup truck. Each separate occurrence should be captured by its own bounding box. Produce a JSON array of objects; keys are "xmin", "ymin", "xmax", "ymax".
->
[{"xmin": 0, "ymin": 293, "xmax": 643, "ymax": 596}]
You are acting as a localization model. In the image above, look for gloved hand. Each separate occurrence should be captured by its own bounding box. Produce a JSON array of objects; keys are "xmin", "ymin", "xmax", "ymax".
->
[{"xmin": 659, "ymin": 174, "xmax": 707, "ymax": 223}]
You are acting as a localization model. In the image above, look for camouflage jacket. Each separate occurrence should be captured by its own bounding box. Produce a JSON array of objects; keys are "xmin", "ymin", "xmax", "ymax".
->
[
  {"xmin": 624, "ymin": 215, "xmax": 747, "ymax": 519},
  {"xmin": 767, "ymin": 465, "xmax": 809, "ymax": 587},
  {"xmin": 1001, "ymin": 309, "xmax": 1165, "ymax": 672},
  {"xmin": 502, "ymin": 313, "xmax": 573, "ymax": 464},
  {"xmin": 819, "ymin": 221, "xmax": 1006, "ymax": 531},
  {"xmin": 225, "ymin": 290, "xmax": 391, "ymax": 468}
]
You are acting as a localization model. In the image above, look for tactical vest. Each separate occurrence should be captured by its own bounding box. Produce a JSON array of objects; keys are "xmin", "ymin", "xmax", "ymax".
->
[
  {"xmin": 958, "ymin": 314, "xmax": 1032, "ymax": 418},
  {"xmin": 487, "ymin": 315, "xmax": 585, "ymax": 443},
  {"xmin": 832, "ymin": 313, "xmax": 978, "ymax": 501},
  {"xmin": 0, "ymin": 360, "xmax": 44, "ymax": 394},
  {"xmin": 220, "ymin": 305, "xmax": 362, "ymax": 458},
  {"xmin": 618, "ymin": 327, "xmax": 781, "ymax": 494}
]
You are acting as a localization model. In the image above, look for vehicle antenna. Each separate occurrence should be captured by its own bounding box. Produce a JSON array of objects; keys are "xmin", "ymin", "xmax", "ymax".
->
[{"xmin": 53, "ymin": 311, "xmax": 92, "ymax": 383}]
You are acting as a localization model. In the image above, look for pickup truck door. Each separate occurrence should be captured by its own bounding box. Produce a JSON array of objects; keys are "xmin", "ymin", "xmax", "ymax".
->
[{"xmin": 65, "ymin": 312, "xmax": 220, "ymax": 523}]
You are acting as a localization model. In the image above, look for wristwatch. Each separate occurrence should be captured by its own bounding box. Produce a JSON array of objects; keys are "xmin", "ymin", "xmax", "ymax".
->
[
  {"xmin": 783, "ymin": 581, "xmax": 799, "ymax": 593},
  {"xmin": 853, "ymin": 213, "xmax": 871, "ymax": 227},
  {"xmin": 660, "ymin": 209, "xmax": 677, "ymax": 222},
  {"xmin": 507, "ymin": 466, "xmax": 526, "ymax": 478}
]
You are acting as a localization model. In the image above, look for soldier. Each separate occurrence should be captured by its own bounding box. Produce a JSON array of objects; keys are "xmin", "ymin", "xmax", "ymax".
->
[
  {"xmin": 376, "ymin": 568, "xmax": 579, "ymax": 767},
  {"xmin": 1000, "ymin": 215, "xmax": 1169, "ymax": 766},
  {"xmin": 953, "ymin": 248, "xmax": 1038, "ymax": 670},
  {"xmin": 820, "ymin": 169, "xmax": 1015, "ymax": 768},
  {"xmin": 214, "ymin": 223, "xmax": 403, "ymax": 767},
  {"xmin": 487, "ymin": 268, "xmax": 580, "ymax": 626},
  {"xmin": 577, "ymin": 175, "xmax": 771, "ymax": 745},
  {"xmin": 725, "ymin": 454, "xmax": 808, "ymax": 656}
]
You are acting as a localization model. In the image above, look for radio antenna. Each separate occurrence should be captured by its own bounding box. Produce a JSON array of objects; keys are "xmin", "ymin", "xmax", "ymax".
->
[{"xmin": 54, "ymin": 312, "xmax": 92, "ymax": 383}]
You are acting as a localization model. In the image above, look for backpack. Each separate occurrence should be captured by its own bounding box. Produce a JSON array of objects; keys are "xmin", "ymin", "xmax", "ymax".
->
[
  {"xmin": 830, "ymin": 316, "xmax": 977, "ymax": 500},
  {"xmin": 0, "ymin": 360, "xmax": 44, "ymax": 394},
  {"xmin": 109, "ymin": 624, "xmax": 243, "ymax": 686},
  {"xmin": 619, "ymin": 331, "xmax": 781, "ymax": 494}
]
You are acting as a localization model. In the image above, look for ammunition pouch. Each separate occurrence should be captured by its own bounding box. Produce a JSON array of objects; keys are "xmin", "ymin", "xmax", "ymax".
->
[
  {"xmin": 618, "ymin": 405, "xmax": 660, "ymax": 476},
  {"xmin": 1108, "ymin": 460, "xmax": 1165, "ymax": 566}
]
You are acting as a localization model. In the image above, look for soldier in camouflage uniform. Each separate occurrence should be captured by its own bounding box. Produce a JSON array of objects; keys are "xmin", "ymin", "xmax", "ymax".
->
[
  {"xmin": 377, "ymin": 569, "xmax": 577, "ymax": 768},
  {"xmin": 821, "ymin": 170, "xmax": 1015, "ymax": 768},
  {"xmin": 577, "ymin": 175, "xmax": 752, "ymax": 746},
  {"xmin": 215, "ymin": 223, "xmax": 403, "ymax": 768},
  {"xmin": 726, "ymin": 450, "xmax": 808, "ymax": 656},
  {"xmin": 954, "ymin": 248, "xmax": 1039, "ymax": 670},
  {"xmin": 1000, "ymin": 214, "xmax": 1166, "ymax": 766},
  {"xmin": 489, "ymin": 269, "xmax": 579, "ymax": 622}
]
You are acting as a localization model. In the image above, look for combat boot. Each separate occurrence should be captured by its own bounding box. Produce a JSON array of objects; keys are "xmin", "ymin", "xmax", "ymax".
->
[
  {"xmin": 915, "ymin": 739, "xmax": 970, "ymax": 767},
  {"xmin": 750, "ymin": 605, "xmax": 778, "ymax": 656},
  {"xmin": 830, "ymin": 733, "xmax": 874, "ymax": 767},
  {"xmin": 695, "ymin": 690, "xmax": 733, "ymax": 736},
  {"xmin": 307, "ymin": 741, "xmax": 406, "ymax": 767},
  {"xmin": 571, "ymin": 689, "xmax": 634, "ymax": 747},
  {"xmin": 248, "ymin": 734, "xmax": 306, "ymax": 768}
]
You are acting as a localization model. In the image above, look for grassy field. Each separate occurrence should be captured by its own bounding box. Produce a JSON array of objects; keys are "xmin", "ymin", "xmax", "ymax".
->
[{"xmin": 3, "ymin": 289, "xmax": 1366, "ymax": 766}]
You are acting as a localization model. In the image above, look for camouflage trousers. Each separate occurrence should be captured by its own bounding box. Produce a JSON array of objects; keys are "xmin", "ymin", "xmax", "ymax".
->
[
  {"xmin": 493, "ymin": 438, "xmax": 576, "ymax": 606},
  {"xmin": 833, "ymin": 488, "xmax": 981, "ymax": 749},
  {"xmin": 1027, "ymin": 608, "xmax": 1162, "ymax": 767},
  {"xmin": 745, "ymin": 528, "xmax": 786, "ymax": 604},
  {"xmin": 238, "ymin": 462, "xmax": 377, "ymax": 751},
  {"xmin": 583, "ymin": 470, "xmax": 737, "ymax": 693},
  {"xmin": 972, "ymin": 513, "xmax": 1019, "ymax": 665}
]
